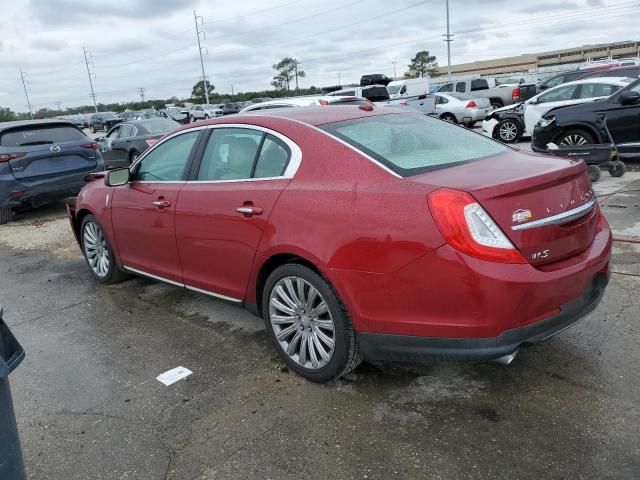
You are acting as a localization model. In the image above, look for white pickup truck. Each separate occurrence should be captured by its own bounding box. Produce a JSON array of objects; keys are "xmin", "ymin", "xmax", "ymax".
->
[
  {"xmin": 327, "ymin": 85, "xmax": 436, "ymax": 115},
  {"xmin": 436, "ymin": 78, "xmax": 537, "ymax": 109}
]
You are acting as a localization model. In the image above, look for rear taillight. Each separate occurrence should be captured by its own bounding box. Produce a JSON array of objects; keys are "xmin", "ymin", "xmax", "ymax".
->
[
  {"xmin": 318, "ymin": 99, "xmax": 329, "ymax": 106},
  {"xmin": 428, "ymin": 188, "xmax": 526, "ymax": 264},
  {"xmin": 465, "ymin": 101, "xmax": 477, "ymax": 109},
  {"xmin": 512, "ymin": 87, "xmax": 520, "ymax": 101},
  {"xmin": 0, "ymin": 152, "xmax": 26, "ymax": 163},
  {"xmin": 81, "ymin": 142, "xmax": 100, "ymax": 149},
  {"xmin": 145, "ymin": 139, "xmax": 158, "ymax": 147}
]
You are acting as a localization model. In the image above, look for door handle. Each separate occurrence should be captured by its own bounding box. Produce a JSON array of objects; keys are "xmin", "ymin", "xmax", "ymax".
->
[
  {"xmin": 236, "ymin": 206, "xmax": 263, "ymax": 216},
  {"xmin": 152, "ymin": 200, "xmax": 171, "ymax": 208}
]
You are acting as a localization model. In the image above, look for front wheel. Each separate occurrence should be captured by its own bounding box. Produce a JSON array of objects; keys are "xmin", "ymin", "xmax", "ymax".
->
[
  {"xmin": 189, "ymin": 115, "xmax": 195, "ymax": 123},
  {"xmin": 81, "ymin": 215, "xmax": 128, "ymax": 284},
  {"xmin": 91, "ymin": 125, "xmax": 96, "ymax": 133},
  {"xmin": 495, "ymin": 118, "xmax": 523, "ymax": 143},
  {"xmin": 262, "ymin": 264, "xmax": 361, "ymax": 382},
  {"xmin": 556, "ymin": 129, "xmax": 595, "ymax": 147},
  {"xmin": 129, "ymin": 151, "xmax": 140, "ymax": 164}
]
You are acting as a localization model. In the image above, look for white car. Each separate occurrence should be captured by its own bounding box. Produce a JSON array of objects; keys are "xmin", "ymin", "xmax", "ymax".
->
[
  {"xmin": 482, "ymin": 77, "xmax": 632, "ymax": 143},
  {"xmin": 387, "ymin": 78, "xmax": 430, "ymax": 99},
  {"xmin": 189, "ymin": 104, "xmax": 223, "ymax": 122}
]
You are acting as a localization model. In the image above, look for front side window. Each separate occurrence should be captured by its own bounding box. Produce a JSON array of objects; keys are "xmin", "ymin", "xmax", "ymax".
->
[
  {"xmin": 321, "ymin": 113, "xmax": 506, "ymax": 177},
  {"xmin": 438, "ymin": 83, "xmax": 453, "ymax": 92},
  {"xmin": 133, "ymin": 131, "xmax": 199, "ymax": 182}
]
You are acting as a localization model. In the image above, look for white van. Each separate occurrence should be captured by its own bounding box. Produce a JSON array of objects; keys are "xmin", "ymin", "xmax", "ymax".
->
[{"xmin": 387, "ymin": 78, "xmax": 430, "ymax": 98}]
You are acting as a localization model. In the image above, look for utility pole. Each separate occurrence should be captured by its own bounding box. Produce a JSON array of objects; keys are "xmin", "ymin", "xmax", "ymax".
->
[
  {"xmin": 194, "ymin": 10, "xmax": 210, "ymax": 104},
  {"xmin": 19, "ymin": 69, "xmax": 33, "ymax": 119},
  {"xmin": 138, "ymin": 87, "xmax": 146, "ymax": 102},
  {"xmin": 294, "ymin": 61, "xmax": 300, "ymax": 95},
  {"xmin": 338, "ymin": 73, "xmax": 341, "ymax": 87},
  {"xmin": 442, "ymin": 0, "xmax": 454, "ymax": 81},
  {"xmin": 82, "ymin": 47, "xmax": 98, "ymax": 113},
  {"xmin": 55, "ymin": 101, "xmax": 62, "ymax": 111},
  {"xmin": 231, "ymin": 85, "xmax": 234, "ymax": 101},
  {"xmin": 392, "ymin": 61, "xmax": 398, "ymax": 79}
]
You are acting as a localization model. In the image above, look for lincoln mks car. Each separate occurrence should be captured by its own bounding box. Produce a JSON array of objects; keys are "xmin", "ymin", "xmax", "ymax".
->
[{"xmin": 68, "ymin": 106, "xmax": 611, "ymax": 382}]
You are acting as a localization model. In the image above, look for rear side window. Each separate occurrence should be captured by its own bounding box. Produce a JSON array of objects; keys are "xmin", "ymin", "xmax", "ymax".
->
[
  {"xmin": 470, "ymin": 79, "xmax": 489, "ymax": 91},
  {"xmin": 0, "ymin": 124, "xmax": 85, "ymax": 147},
  {"xmin": 455, "ymin": 82, "xmax": 466, "ymax": 93},
  {"xmin": 254, "ymin": 135, "xmax": 290, "ymax": 178},
  {"xmin": 321, "ymin": 114, "xmax": 506, "ymax": 177},
  {"xmin": 361, "ymin": 86, "xmax": 389, "ymax": 101},
  {"xmin": 576, "ymin": 83, "xmax": 621, "ymax": 99}
]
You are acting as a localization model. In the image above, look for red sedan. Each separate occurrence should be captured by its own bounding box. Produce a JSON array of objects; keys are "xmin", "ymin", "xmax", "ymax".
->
[{"xmin": 68, "ymin": 106, "xmax": 611, "ymax": 382}]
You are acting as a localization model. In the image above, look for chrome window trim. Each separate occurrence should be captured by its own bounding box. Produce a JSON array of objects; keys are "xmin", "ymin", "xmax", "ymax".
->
[
  {"xmin": 129, "ymin": 124, "xmax": 302, "ymax": 184},
  {"xmin": 511, "ymin": 198, "xmax": 596, "ymax": 231},
  {"xmin": 123, "ymin": 265, "xmax": 242, "ymax": 303}
]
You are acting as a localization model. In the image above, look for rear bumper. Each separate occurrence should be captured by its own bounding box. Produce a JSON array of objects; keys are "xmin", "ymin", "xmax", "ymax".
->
[
  {"xmin": 0, "ymin": 162, "xmax": 103, "ymax": 209},
  {"xmin": 358, "ymin": 270, "xmax": 608, "ymax": 363}
]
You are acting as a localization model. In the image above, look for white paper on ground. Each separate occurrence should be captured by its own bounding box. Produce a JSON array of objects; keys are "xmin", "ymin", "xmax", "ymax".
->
[{"xmin": 156, "ymin": 366, "xmax": 193, "ymax": 386}]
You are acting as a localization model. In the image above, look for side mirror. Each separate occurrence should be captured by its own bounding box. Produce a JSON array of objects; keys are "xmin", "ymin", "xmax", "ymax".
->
[
  {"xmin": 105, "ymin": 168, "xmax": 130, "ymax": 187},
  {"xmin": 95, "ymin": 137, "xmax": 105, "ymax": 142},
  {"xmin": 619, "ymin": 90, "xmax": 640, "ymax": 105}
]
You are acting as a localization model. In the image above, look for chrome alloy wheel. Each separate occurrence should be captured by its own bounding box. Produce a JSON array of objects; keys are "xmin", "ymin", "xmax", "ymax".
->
[
  {"xmin": 269, "ymin": 276, "xmax": 335, "ymax": 370},
  {"xmin": 560, "ymin": 134, "xmax": 588, "ymax": 146},
  {"xmin": 83, "ymin": 221, "xmax": 110, "ymax": 278},
  {"xmin": 499, "ymin": 121, "xmax": 518, "ymax": 141}
]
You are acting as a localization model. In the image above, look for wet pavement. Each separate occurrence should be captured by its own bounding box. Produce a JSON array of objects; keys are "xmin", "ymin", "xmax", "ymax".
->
[{"xmin": 1, "ymin": 174, "xmax": 639, "ymax": 479}]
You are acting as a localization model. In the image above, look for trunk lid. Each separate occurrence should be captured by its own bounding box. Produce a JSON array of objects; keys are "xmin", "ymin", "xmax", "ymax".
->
[{"xmin": 412, "ymin": 151, "xmax": 598, "ymax": 266}]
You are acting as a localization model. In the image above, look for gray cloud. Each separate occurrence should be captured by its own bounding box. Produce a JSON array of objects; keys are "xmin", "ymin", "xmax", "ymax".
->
[{"xmin": 0, "ymin": 0, "xmax": 637, "ymax": 111}]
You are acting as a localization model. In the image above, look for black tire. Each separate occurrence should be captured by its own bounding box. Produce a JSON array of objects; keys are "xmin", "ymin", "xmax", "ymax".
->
[
  {"xmin": 490, "ymin": 100, "xmax": 504, "ymax": 109},
  {"xmin": 440, "ymin": 113, "xmax": 457, "ymax": 123},
  {"xmin": 262, "ymin": 264, "xmax": 361, "ymax": 382},
  {"xmin": 204, "ymin": 114, "xmax": 210, "ymax": 119},
  {"xmin": 556, "ymin": 128, "xmax": 595, "ymax": 147},
  {"xmin": 129, "ymin": 150, "xmax": 140, "ymax": 164},
  {"xmin": 608, "ymin": 160, "xmax": 626, "ymax": 178},
  {"xmin": 80, "ymin": 214, "xmax": 128, "ymax": 284},
  {"xmin": 91, "ymin": 125, "xmax": 96, "ymax": 134},
  {"xmin": 587, "ymin": 165, "xmax": 602, "ymax": 183},
  {"xmin": 466, "ymin": 121, "xmax": 477, "ymax": 128},
  {"xmin": 0, "ymin": 207, "xmax": 11, "ymax": 225},
  {"xmin": 495, "ymin": 118, "xmax": 523, "ymax": 143},
  {"xmin": 189, "ymin": 115, "xmax": 195, "ymax": 123}
]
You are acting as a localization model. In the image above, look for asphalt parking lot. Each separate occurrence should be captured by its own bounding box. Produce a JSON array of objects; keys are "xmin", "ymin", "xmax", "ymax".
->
[{"xmin": 1, "ymin": 170, "xmax": 639, "ymax": 479}]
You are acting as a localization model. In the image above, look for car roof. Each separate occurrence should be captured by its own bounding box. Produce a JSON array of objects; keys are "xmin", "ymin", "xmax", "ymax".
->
[
  {"xmin": 0, "ymin": 119, "xmax": 77, "ymax": 132},
  {"xmin": 188, "ymin": 105, "xmax": 399, "ymax": 129},
  {"xmin": 542, "ymin": 77, "xmax": 632, "ymax": 92},
  {"xmin": 240, "ymin": 96, "xmax": 366, "ymax": 112}
]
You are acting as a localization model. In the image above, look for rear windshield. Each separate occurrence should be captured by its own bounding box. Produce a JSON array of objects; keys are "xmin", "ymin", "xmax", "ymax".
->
[
  {"xmin": 361, "ymin": 86, "xmax": 390, "ymax": 102},
  {"xmin": 141, "ymin": 119, "xmax": 179, "ymax": 134},
  {"xmin": 0, "ymin": 124, "xmax": 85, "ymax": 147},
  {"xmin": 320, "ymin": 114, "xmax": 506, "ymax": 177},
  {"xmin": 328, "ymin": 98, "xmax": 370, "ymax": 106}
]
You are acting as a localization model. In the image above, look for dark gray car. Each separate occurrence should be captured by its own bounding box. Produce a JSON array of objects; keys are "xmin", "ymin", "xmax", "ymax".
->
[
  {"xmin": 0, "ymin": 120, "xmax": 104, "ymax": 224},
  {"xmin": 99, "ymin": 118, "xmax": 179, "ymax": 169}
]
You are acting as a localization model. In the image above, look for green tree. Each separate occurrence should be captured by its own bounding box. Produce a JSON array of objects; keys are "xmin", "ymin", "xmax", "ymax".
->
[
  {"xmin": 0, "ymin": 107, "xmax": 17, "ymax": 122},
  {"xmin": 406, "ymin": 50, "xmax": 438, "ymax": 78},
  {"xmin": 271, "ymin": 57, "xmax": 305, "ymax": 92},
  {"xmin": 191, "ymin": 80, "xmax": 215, "ymax": 102}
]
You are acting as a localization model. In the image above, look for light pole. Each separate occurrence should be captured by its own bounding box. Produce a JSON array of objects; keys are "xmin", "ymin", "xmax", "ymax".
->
[
  {"xmin": 442, "ymin": 0, "xmax": 454, "ymax": 81},
  {"xmin": 194, "ymin": 10, "xmax": 210, "ymax": 104}
]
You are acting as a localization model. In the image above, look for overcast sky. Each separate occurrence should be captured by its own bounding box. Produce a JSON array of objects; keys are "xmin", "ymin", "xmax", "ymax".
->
[{"xmin": 0, "ymin": 0, "xmax": 637, "ymax": 112}]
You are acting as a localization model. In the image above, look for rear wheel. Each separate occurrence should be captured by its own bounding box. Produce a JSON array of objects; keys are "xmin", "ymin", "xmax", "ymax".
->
[
  {"xmin": 204, "ymin": 114, "xmax": 210, "ymax": 119},
  {"xmin": 189, "ymin": 115, "xmax": 195, "ymax": 123},
  {"xmin": 608, "ymin": 160, "xmax": 626, "ymax": 178},
  {"xmin": 80, "ymin": 214, "xmax": 128, "ymax": 284},
  {"xmin": 490, "ymin": 100, "xmax": 504, "ymax": 109},
  {"xmin": 466, "ymin": 121, "xmax": 477, "ymax": 128},
  {"xmin": 0, "ymin": 207, "xmax": 11, "ymax": 225},
  {"xmin": 262, "ymin": 264, "xmax": 361, "ymax": 382},
  {"xmin": 440, "ymin": 113, "xmax": 457, "ymax": 123},
  {"xmin": 495, "ymin": 118, "xmax": 523, "ymax": 143},
  {"xmin": 557, "ymin": 129, "xmax": 595, "ymax": 147},
  {"xmin": 587, "ymin": 165, "xmax": 602, "ymax": 183},
  {"xmin": 91, "ymin": 125, "xmax": 96, "ymax": 133}
]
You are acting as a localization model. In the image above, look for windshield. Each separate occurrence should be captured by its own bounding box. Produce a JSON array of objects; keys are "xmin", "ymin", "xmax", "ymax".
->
[
  {"xmin": 387, "ymin": 85, "xmax": 401, "ymax": 94},
  {"xmin": 320, "ymin": 113, "xmax": 506, "ymax": 177}
]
